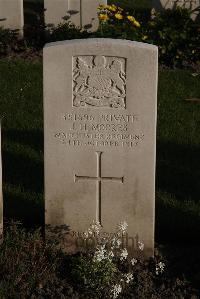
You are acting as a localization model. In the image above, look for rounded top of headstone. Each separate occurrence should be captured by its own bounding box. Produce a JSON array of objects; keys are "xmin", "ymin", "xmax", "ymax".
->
[{"xmin": 44, "ymin": 38, "xmax": 158, "ymax": 52}]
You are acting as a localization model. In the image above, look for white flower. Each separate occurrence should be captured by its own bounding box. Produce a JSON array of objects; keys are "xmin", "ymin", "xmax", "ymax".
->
[
  {"xmin": 111, "ymin": 284, "xmax": 122, "ymax": 299},
  {"xmin": 124, "ymin": 272, "xmax": 134, "ymax": 284},
  {"xmin": 84, "ymin": 221, "xmax": 102, "ymax": 238},
  {"xmin": 88, "ymin": 228, "xmax": 93, "ymax": 235},
  {"xmin": 107, "ymin": 250, "xmax": 114, "ymax": 261},
  {"xmin": 120, "ymin": 248, "xmax": 128, "ymax": 261},
  {"xmin": 151, "ymin": 8, "xmax": 156, "ymax": 19},
  {"xmin": 93, "ymin": 245, "xmax": 115, "ymax": 262},
  {"xmin": 83, "ymin": 231, "xmax": 89, "ymax": 239},
  {"xmin": 156, "ymin": 261, "xmax": 165, "ymax": 275},
  {"xmin": 93, "ymin": 245, "xmax": 106, "ymax": 262},
  {"xmin": 90, "ymin": 221, "xmax": 102, "ymax": 235},
  {"xmin": 118, "ymin": 221, "xmax": 128, "ymax": 235},
  {"xmin": 138, "ymin": 241, "xmax": 144, "ymax": 251},
  {"xmin": 111, "ymin": 236, "xmax": 122, "ymax": 248},
  {"xmin": 116, "ymin": 239, "xmax": 121, "ymax": 247},
  {"xmin": 131, "ymin": 257, "xmax": 137, "ymax": 266}
]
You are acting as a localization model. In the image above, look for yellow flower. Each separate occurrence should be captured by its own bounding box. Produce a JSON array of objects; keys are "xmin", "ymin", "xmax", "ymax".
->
[
  {"xmin": 142, "ymin": 35, "xmax": 148, "ymax": 40},
  {"xmin": 133, "ymin": 20, "xmax": 140, "ymax": 27},
  {"xmin": 127, "ymin": 15, "xmax": 135, "ymax": 22},
  {"xmin": 127, "ymin": 15, "xmax": 140, "ymax": 27},
  {"xmin": 99, "ymin": 13, "xmax": 109, "ymax": 21},
  {"xmin": 107, "ymin": 5, "xmax": 117, "ymax": 12},
  {"xmin": 115, "ymin": 13, "xmax": 123, "ymax": 20},
  {"xmin": 98, "ymin": 4, "xmax": 105, "ymax": 9}
]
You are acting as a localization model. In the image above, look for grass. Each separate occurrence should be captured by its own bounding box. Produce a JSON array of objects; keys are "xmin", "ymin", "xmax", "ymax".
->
[
  {"xmin": 0, "ymin": 223, "xmax": 60, "ymax": 298},
  {"xmin": 156, "ymin": 69, "xmax": 200, "ymax": 244},
  {"xmin": 0, "ymin": 58, "xmax": 43, "ymax": 227},
  {"xmin": 0, "ymin": 58, "xmax": 200, "ymax": 246}
]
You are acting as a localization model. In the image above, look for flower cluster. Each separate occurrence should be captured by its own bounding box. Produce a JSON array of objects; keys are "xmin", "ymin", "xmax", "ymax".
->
[
  {"xmin": 93, "ymin": 244, "xmax": 114, "ymax": 262},
  {"xmin": 131, "ymin": 257, "xmax": 137, "ymax": 266},
  {"xmin": 98, "ymin": 4, "xmax": 141, "ymax": 28},
  {"xmin": 111, "ymin": 284, "xmax": 122, "ymax": 299},
  {"xmin": 120, "ymin": 248, "xmax": 128, "ymax": 261},
  {"xmin": 117, "ymin": 221, "xmax": 128, "ymax": 235},
  {"xmin": 124, "ymin": 272, "xmax": 134, "ymax": 284},
  {"xmin": 156, "ymin": 261, "xmax": 165, "ymax": 275},
  {"xmin": 138, "ymin": 241, "xmax": 144, "ymax": 251},
  {"xmin": 127, "ymin": 15, "xmax": 140, "ymax": 27},
  {"xmin": 82, "ymin": 220, "xmax": 144, "ymax": 298},
  {"xmin": 83, "ymin": 220, "xmax": 102, "ymax": 238}
]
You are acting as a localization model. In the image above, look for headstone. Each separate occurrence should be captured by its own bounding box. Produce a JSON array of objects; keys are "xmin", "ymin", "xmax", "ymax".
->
[
  {"xmin": 0, "ymin": 121, "xmax": 2, "ymax": 243},
  {"xmin": 44, "ymin": 39, "xmax": 158, "ymax": 257},
  {"xmin": 44, "ymin": 0, "xmax": 107, "ymax": 32},
  {"xmin": 152, "ymin": 0, "xmax": 200, "ymax": 20},
  {"xmin": 0, "ymin": 0, "xmax": 24, "ymax": 36}
]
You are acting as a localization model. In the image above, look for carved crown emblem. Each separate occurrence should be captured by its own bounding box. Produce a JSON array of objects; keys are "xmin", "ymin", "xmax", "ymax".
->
[{"xmin": 72, "ymin": 55, "xmax": 126, "ymax": 108}]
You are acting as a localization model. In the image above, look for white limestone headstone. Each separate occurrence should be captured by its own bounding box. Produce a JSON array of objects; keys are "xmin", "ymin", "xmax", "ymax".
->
[
  {"xmin": 0, "ymin": 0, "xmax": 24, "ymax": 36},
  {"xmin": 0, "ymin": 121, "xmax": 2, "ymax": 243},
  {"xmin": 44, "ymin": 39, "xmax": 158, "ymax": 257},
  {"xmin": 44, "ymin": 0, "xmax": 107, "ymax": 32},
  {"xmin": 152, "ymin": 0, "xmax": 200, "ymax": 19}
]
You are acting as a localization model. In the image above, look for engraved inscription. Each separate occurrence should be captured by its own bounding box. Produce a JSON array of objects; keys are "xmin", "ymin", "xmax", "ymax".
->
[
  {"xmin": 73, "ymin": 56, "xmax": 126, "ymax": 108},
  {"xmin": 54, "ymin": 112, "xmax": 145, "ymax": 149},
  {"xmin": 74, "ymin": 151, "xmax": 124, "ymax": 224}
]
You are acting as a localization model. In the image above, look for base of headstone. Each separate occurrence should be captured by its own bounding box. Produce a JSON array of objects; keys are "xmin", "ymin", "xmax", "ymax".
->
[{"xmin": 45, "ymin": 224, "xmax": 152, "ymax": 258}]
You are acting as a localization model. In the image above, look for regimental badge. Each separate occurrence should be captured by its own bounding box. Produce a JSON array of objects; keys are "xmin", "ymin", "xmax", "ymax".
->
[{"xmin": 72, "ymin": 55, "xmax": 126, "ymax": 108}]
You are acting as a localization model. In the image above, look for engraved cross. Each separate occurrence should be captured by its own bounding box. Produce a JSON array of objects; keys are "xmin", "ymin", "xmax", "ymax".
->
[{"xmin": 74, "ymin": 151, "xmax": 124, "ymax": 224}]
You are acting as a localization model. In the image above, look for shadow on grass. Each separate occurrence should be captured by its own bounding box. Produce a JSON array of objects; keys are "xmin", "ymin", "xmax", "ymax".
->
[
  {"xmin": 2, "ymin": 128, "xmax": 44, "ymax": 228},
  {"xmin": 2, "ymin": 129, "xmax": 43, "ymax": 193},
  {"xmin": 157, "ymin": 140, "xmax": 200, "ymax": 203},
  {"xmin": 158, "ymin": 242, "xmax": 200, "ymax": 290},
  {"xmin": 156, "ymin": 140, "xmax": 200, "ymax": 244},
  {"xmin": 156, "ymin": 193, "xmax": 200, "ymax": 245},
  {"xmin": 4, "ymin": 190, "xmax": 44, "ymax": 228},
  {"xmin": 4, "ymin": 128, "xmax": 43, "ymax": 152},
  {"xmin": 3, "ymin": 150, "xmax": 43, "ymax": 193}
]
